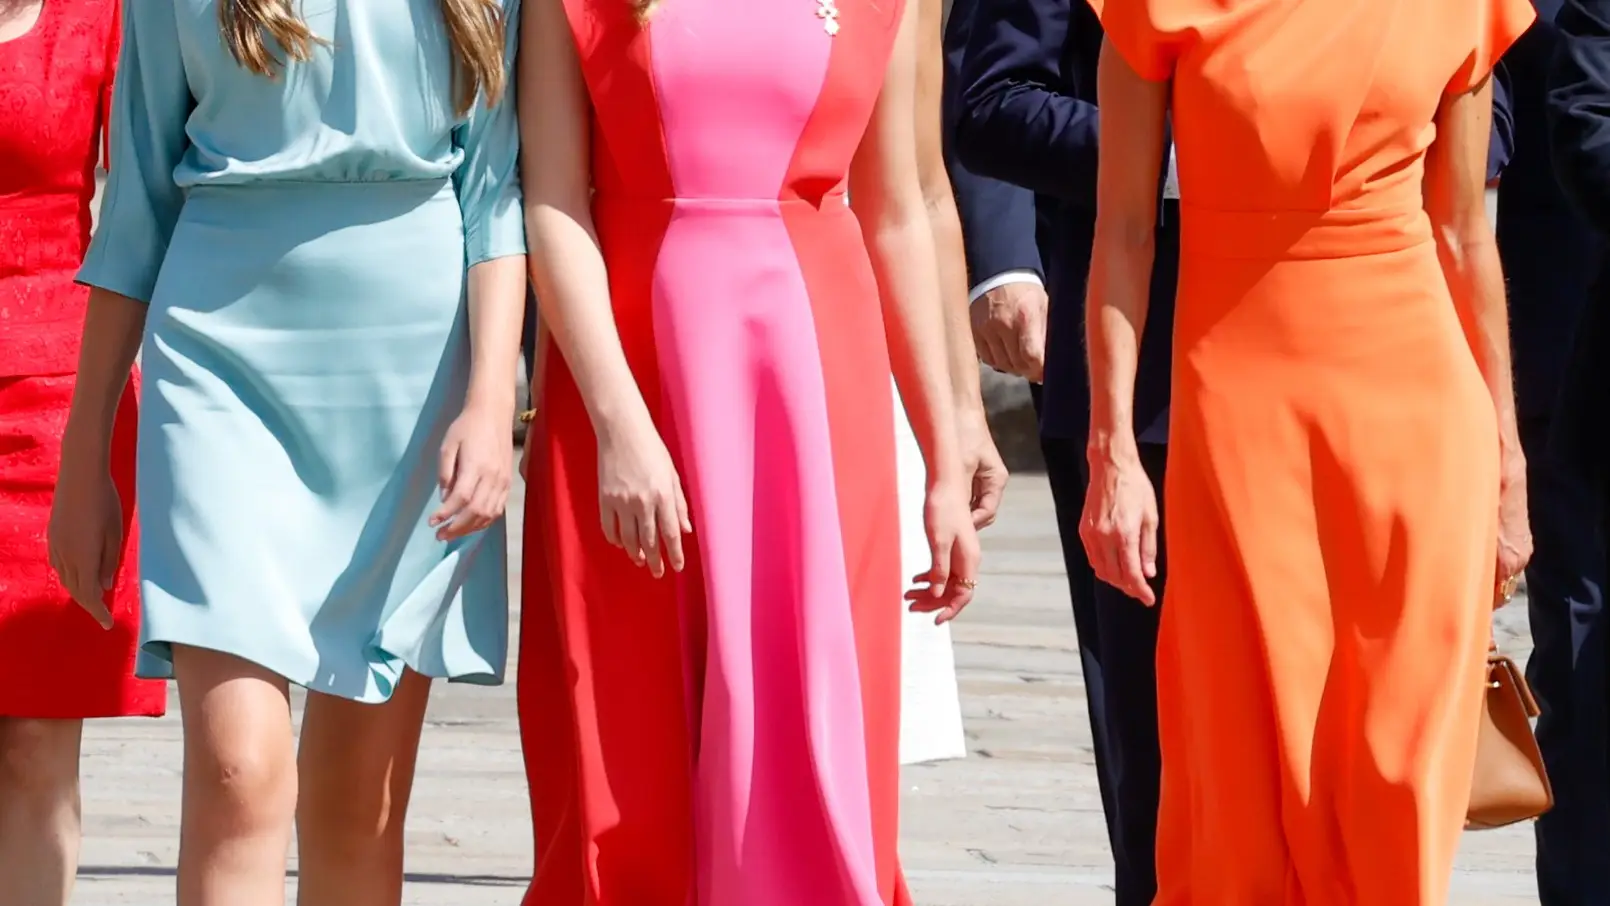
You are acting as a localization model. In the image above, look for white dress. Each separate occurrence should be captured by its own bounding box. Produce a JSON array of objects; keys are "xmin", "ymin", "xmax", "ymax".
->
[{"xmin": 893, "ymin": 380, "xmax": 968, "ymax": 764}]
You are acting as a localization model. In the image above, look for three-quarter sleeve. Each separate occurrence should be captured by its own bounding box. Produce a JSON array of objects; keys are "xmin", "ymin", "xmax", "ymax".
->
[
  {"xmin": 1084, "ymin": 0, "xmax": 1187, "ymax": 82},
  {"xmin": 78, "ymin": 1, "xmax": 193, "ymax": 304},
  {"xmin": 453, "ymin": 0, "xmax": 527, "ymax": 268},
  {"xmin": 1447, "ymin": 0, "xmax": 1536, "ymax": 96}
]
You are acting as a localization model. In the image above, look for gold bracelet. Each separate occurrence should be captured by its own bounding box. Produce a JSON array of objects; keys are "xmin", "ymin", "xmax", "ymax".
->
[{"xmin": 517, "ymin": 408, "xmax": 537, "ymax": 424}]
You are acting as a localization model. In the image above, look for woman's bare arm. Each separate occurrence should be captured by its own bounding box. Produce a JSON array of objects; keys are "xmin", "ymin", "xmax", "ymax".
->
[
  {"xmin": 1425, "ymin": 74, "xmax": 1532, "ymax": 590},
  {"xmin": 851, "ymin": 0, "xmax": 961, "ymax": 490},
  {"xmin": 60, "ymin": 292, "xmax": 145, "ymax": 467},
  {"xmin": 518, "ymin": 0, "xmax": 648, "ymax": 438},
  {"xmin": 1085, "ymin": 40, "xmax": 1168, "ymax": 466},
  {"xmin": 915, "ymin": 0, "xmax": 983, "ymax": 418},
  {"xmin": 1424, "ymin": 78, "xmax": 1520, "ymax": 461},
  {"xmin": 914, "ymin": 0, "xmax": 1007, "ymax": 525}
]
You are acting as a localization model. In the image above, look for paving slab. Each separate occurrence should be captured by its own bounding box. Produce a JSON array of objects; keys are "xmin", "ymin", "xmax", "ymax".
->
[{"xmin": 73, "ymin": 473, "xmax": 1542, "ymax": 905}]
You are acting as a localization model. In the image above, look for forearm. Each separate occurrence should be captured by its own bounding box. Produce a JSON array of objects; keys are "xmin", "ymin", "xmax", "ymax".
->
[
  {"xmin": 62, "ymin": 290, "xmax": 146, "ymax": 464},
  {"xmin": 525, "ymin": 206, "xmax": 650, "ymax": 437},
  {"xmin": 464, "ymin": 255, "xmax": 527, "ymax": 413},
  {"xmin": 865, "ymin": 208, "xmax": 964, "ymax": 484},
  {"xmin": 1084, "ymin": 229, "xmax": 1153, "ymax": 463},
  {"xmin": 1439, "ymin": 230, "xmax": 1522, "ymax": 453},
  {"xmin": 927, "ymin": 192, "xmax": 987, "ymax": 414}
]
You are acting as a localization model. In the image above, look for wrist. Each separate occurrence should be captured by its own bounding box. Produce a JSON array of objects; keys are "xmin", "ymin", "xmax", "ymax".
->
[
  {"xmin": 59, "ymin": 422, "xmax": 113, "ymax": 473},
  {"xmin": 954, "ymin": 396, "xmax": 988, "ymax": 429},
  {"xmin": 1500, "ymin": 439, "xmax": 1526, "ymax": 484},
  {"xmin": 922, "ymin": 441, "xmax": 965, "ymax": 491},
  {"xmin": 1086, "ymin": 427, "xmax": 1140, "ymax": 469},
  {"xmin": 587, "ymin": 394, "xmax": 652, "ymax": 444},
  {"xmin": 463, "ymin": 382, "xmax": 516, "ymax": 417}
]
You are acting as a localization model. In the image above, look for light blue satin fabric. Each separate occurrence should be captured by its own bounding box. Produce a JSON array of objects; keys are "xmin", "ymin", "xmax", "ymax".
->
[{"xmin": 78, "ymin": 0, "xmax": 524, "ymax": 702}]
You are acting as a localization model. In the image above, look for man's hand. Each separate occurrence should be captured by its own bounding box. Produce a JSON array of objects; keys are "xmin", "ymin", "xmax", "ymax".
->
[
  {"xmin": 970, "ymin": 280, "xmax": 1049, "ymax": 382},
  {"xmin": 958, "ymin": 406, "xmax": 1008, "ymax": 529}
]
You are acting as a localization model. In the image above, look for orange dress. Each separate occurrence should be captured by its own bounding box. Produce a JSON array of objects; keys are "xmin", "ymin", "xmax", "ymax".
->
[{"xmin": 1086, "ymin": 0, "xmax": 1534, "ymax": 903}]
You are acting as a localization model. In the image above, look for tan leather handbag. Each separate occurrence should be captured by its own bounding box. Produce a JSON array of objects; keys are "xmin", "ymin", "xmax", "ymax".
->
[{"xmin": 1466, "ymin": 646, "xmax": 1554, "ymax": 830}]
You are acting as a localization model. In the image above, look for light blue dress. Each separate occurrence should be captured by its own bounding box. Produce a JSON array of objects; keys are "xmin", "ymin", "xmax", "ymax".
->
[{"xmin": 78, "ymin": 0, "xmax": 525, "ymax": 703}]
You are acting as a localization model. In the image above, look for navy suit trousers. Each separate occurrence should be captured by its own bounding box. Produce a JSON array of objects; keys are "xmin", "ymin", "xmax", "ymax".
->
[
  {"xmin": 1525, "ymin": 414, "xmax": 1610, "ymax": 906},
  {"xmin": 1036, "ymin": 386, "xmax": 1164, "ymax": 906}
]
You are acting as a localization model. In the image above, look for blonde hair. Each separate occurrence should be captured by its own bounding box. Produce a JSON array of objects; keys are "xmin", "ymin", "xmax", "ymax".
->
[{"xmin": 219, "ymin": 0, "xmax": 507, "ymax": 115}]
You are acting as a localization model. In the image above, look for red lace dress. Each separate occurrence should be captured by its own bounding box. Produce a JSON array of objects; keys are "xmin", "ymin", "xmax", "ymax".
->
[{"xmin": 0, "ymin": 0, "xmax": 164, "ymax": 718}]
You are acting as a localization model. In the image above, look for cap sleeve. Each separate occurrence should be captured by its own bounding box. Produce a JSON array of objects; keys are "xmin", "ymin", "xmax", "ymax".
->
[
  {"xmin": 1447, "ymin": 0, "xmax": 1535, "ymax": 96},
  {"xmin": 1084, "ymin": 0, "xmax": 1188, "ymax": 82}
]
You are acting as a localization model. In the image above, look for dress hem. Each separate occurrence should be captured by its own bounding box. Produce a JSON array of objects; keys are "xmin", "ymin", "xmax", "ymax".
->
[
  {"xmin": 136, "ymin": 635, "xmax": 505, "ymax": 705},
  {"xmin": 0, "ymin": 700, "xmax": 167, "ymax": 721}
]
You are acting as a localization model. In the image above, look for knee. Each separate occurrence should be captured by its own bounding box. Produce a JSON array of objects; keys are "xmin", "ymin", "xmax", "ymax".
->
[
  {"xmin": 185, "ymin": 739, "xmax": 297, "ymax": 836},
  {"xmin": 0, "ymin": 720, "xmax": 80, "ymax": 811}
]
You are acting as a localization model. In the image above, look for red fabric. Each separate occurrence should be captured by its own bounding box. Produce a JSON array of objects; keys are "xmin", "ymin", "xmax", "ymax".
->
[
  {"xmin": 0, "ymin": 1, "xmax": 164, "ymax": 719},
  {"xmin": 1, "ymin": 0, "xmax": 118, "ymax": 377},
  {"xmin": 0, "ymin": 374, "xmax": 164, "ymax": 718}
]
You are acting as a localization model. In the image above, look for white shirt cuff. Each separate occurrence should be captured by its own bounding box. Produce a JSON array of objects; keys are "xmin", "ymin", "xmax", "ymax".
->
[{"xmin": 968, "ymin": 269, "xmax": 1044, "ymax": 305}]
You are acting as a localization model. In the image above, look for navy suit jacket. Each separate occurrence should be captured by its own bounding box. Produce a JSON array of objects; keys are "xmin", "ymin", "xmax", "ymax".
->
[
  {"xmin": 1545, "ymin": 0, "xmax": 1610, "ymax": 486},
  {"xmin": 943, "ymin": 0, "xmax": 1044, "ymax": 287},
  {"xmin": 1490, "ymin": 0, "xmax": 1603, "ymax": 425},
  {"xmin": 946, "ymin": 0, "xmax": 1177, "ymax": 443}
]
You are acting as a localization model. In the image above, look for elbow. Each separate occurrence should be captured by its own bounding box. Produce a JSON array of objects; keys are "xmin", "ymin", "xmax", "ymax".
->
[
  {"xmin": 919, "ymin": 165, "xmax": 959, "ymax": 223},
  {"xmin": 1092, "ymin": 210, "xmax": 1157, "ymax": 263},
  {"xmin": 77, "ymin": 232, "xmax": 166, "ymax": 306},
  {"xmin": 523, "ymin": 188, "xmax": 593, "ymax": 237},
  {"xmin": 861, "ymin": 207, "xmax": 928, "ymax": 250},
  {"xmin": 1430, "ymin": 219, "xmax": 1499, "ymax": 305},
  {"xmin": 1432, "ymin": 222, "xmax": 1491, "ymax": 267},
  {"xmin": 952, "ymin": 91, "xmax": 1004, "ymax": 179},
  {"xmin": 1430, "ymin": 203, "xmax": 1496, "ymax": 262},
  {"xmin": 853, "ymin": 178, "xmax": 928, "ymax": 238}
]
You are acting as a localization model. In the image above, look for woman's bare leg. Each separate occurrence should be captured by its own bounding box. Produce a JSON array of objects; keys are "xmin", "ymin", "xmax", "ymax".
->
[
  {"xmin": 0, "ymin": 717, "xmax": 83, "ymax": 906},
  {"xmin": 294, "ymin": 669, "xmax": 432, "ymax": 906},
  {"xmin": 171, "ymin": 645, "xmax": 297, "ymax": 906}
]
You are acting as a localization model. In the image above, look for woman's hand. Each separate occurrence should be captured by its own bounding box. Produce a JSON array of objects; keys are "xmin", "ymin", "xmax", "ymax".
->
[
  {"xmin": 596, "ymin": 413, "xmax": 691, "ymax": 578},
  {"xmin": 432, "ymin": 401, "xmax": 515, "ymax": 541},
  {"xmin": 1495, "ymin": 447, "xmax": 1533, "ymax": 608},
  {"xmin": 1080, "ymin": 446, "xmax": 1159, "ymax": 606},
  {"xmin": 906, "ymin": 478, "xmax": 982, "ymax": 624},
  {"xmin": 47, "ymin": 458, "xmax": 123, "ymax": 630}
]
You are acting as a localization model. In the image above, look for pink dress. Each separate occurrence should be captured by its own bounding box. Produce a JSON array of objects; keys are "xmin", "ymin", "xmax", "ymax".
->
[{"xmin": 519, "ymin": 0, "xmax": 917, "ymax": 902}]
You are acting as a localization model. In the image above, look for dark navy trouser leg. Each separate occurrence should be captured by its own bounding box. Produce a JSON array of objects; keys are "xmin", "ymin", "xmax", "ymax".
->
[
  {"xmin": 1042, "ymin": 419, "xmax": 1164, "ymax": 906},
  {"xmin": 1525, "ymin": 414, "xmax": 1610, "ymax": 906}
]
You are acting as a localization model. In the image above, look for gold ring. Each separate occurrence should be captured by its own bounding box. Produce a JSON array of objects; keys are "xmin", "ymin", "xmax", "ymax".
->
[
  {"xmin": 1498, "ymin": 573, "xmax": 1520, "ymax": 603},
  {"xmin": 956, "ymin": 578, "xmax": 978, "ymax": 590},
  {"xmin": 517, "ymin": 408, "xmax": 537, "ymax": 424}
]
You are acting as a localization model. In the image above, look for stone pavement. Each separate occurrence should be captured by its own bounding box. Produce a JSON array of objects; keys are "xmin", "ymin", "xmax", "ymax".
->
[{"xmin": 72, "ymin": 474, "xmax": 1542, "ymax": 905}]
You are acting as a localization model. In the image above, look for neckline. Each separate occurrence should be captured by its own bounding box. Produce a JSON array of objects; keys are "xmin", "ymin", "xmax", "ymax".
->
[{"xmin": 0, "ymin": 1, "xmax": 47, "ymax": 48}]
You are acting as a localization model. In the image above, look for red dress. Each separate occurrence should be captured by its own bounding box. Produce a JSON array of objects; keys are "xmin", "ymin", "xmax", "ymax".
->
[{"xmin": 0, "ymin": 0, "xmax": 164, "ymax": 719}]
